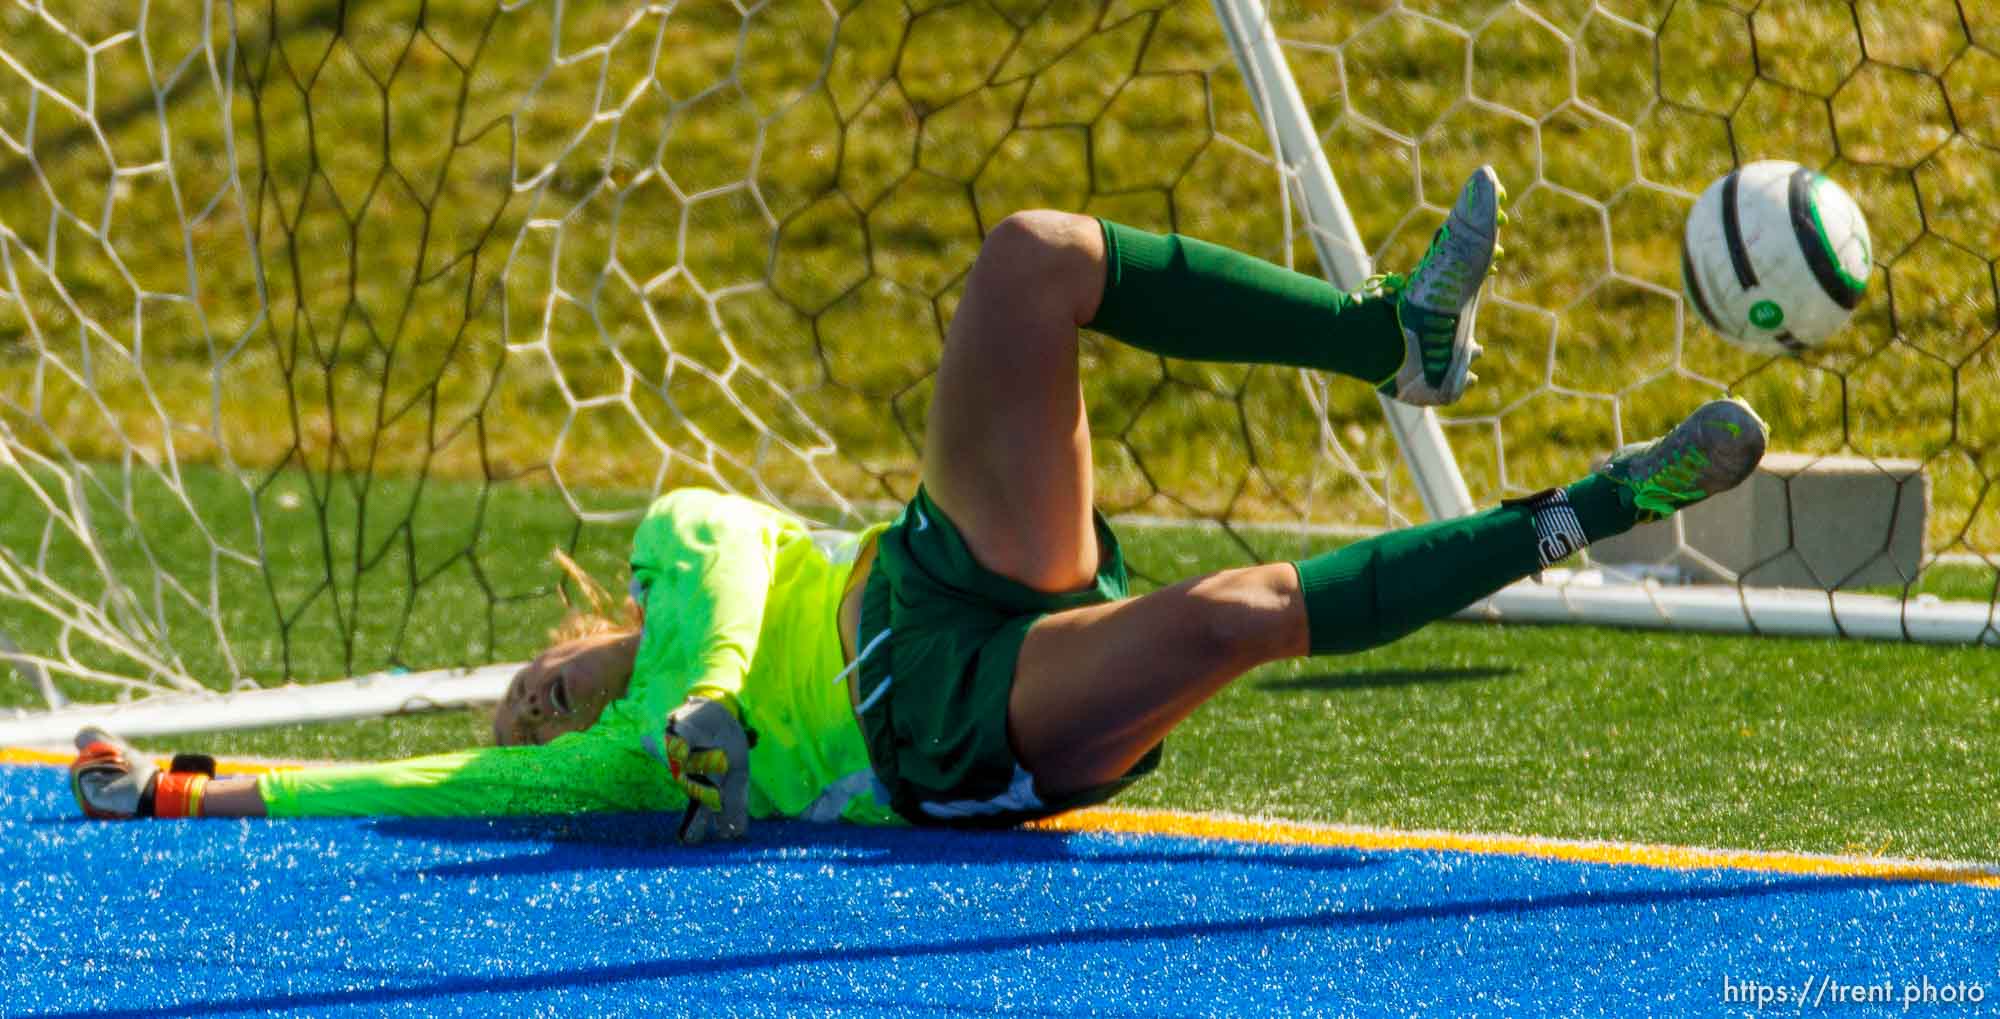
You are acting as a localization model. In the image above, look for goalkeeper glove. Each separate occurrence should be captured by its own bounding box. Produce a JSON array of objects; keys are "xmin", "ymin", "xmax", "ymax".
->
[
  {"xmin": 70, "ymin": 726, "xmax": 216, "ymax": 820},
  {"xmin": 650, "ymin": 695, "xmax": 756, "ymax": 845}
]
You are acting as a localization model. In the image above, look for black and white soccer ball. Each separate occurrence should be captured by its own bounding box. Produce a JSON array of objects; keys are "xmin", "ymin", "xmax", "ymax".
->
[{"xmin": 1681, "ymin": 160, "xmax": 1871, "ymax": 356}]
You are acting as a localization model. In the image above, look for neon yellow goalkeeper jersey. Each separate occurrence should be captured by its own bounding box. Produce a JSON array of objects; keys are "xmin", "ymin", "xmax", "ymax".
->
[
  {"xmin": 623, "ymin": 487, "xmax": 900, "ymax": 825},
  {"xmin": 260, "ymin": 488, "xmax": 900, "ymax": 825}
]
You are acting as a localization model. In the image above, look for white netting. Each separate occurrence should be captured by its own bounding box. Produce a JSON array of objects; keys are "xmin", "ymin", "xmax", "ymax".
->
[
  {"xmin": 1252, "ymin": 0, "xmax": 1995, "ymax": 610},
  {"xmin": 1, "ymin": 0, "xmax": 1993, "ymax": 714}
]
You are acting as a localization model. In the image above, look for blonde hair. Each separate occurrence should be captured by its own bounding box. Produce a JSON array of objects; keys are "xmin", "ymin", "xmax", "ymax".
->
[
  {"xmin": 549, "ymin": 548, "xmax": 641, "ymax": 644},
  {"xmin": 491, "ymin": 551, "xmax": 642, "ymax": 746}
]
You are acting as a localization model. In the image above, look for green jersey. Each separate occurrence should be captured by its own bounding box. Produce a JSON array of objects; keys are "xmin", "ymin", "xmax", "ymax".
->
[{"xmin": 260, "ymin": 488, "xmax": 900, "ymax": 826}]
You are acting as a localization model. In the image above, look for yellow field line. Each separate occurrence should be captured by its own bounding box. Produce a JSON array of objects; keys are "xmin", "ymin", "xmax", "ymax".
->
[
  {"xmin": 1032, "ymin": 807, "xmax": 2000, "ymax": 889},
  {"xmin": 10, "ymin": 746, "xmax": 1995, "ymax": 888},
  {"xmin": 0, "ymin": 746, "xmax": 312, "ymax": 776}
]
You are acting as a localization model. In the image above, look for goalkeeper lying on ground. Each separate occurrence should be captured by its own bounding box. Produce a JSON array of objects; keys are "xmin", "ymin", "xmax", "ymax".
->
[{"xmin": 71, "ymin": 168, "xmax": 1768, "ymax": 841}]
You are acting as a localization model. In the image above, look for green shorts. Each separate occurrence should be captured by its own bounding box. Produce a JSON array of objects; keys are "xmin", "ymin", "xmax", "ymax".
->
[{"xmin": 854, "ymin": 486, "xmax": 1162, "ymax": 828}]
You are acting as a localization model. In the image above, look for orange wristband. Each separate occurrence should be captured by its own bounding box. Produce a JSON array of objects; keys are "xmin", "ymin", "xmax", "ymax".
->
[{"xmin": 152, "ymin": 772, "xmax": 208, "ymax": 819}]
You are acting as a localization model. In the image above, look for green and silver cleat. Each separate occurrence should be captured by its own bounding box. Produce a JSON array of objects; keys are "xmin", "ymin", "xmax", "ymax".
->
[
  {"xmin": 1598, "ymin": 398, "xmax": 1769, "ymax": 522},
  {"xmin": 1375, "ymin": 165, "xmax": 1505, "ymax": 407}
]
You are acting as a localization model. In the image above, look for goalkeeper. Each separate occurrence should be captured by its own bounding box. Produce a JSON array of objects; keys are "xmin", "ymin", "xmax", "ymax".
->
[{"xmin": 72, "ymin": 169, "xmax": 1767, "ymax": 840}]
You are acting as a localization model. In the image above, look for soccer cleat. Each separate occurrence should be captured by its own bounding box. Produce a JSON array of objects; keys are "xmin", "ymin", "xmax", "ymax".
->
[
  {"xmin": 1376, "ymin": 165, "xmax": 1505, "ymax": 407},
  {"xmin": 1597, "ymin": 398, "xmax": 1768, "ymax": 521}
]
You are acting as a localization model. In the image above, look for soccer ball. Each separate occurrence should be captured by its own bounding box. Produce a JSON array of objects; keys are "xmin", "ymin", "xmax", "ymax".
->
[{"xmin": 1681, "ymin": 160, "xmax": 1871, "ymax": 356}]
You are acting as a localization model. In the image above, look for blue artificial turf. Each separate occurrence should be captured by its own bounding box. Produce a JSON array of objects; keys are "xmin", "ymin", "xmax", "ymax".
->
[{"xmin": 3, "ymin": 763, "xmax": 1994, "ymax": 1017}]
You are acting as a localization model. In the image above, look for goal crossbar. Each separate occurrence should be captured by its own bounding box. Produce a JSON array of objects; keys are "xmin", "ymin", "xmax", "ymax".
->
[{"xmin": 0, "ymin": 664, "xmax": 518, "ymax": 750}]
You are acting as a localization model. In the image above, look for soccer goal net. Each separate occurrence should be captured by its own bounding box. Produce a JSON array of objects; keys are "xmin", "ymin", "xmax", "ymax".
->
[{"xmin": 1, "ymin": 0, "xmax": 1993, "ymax": 741}]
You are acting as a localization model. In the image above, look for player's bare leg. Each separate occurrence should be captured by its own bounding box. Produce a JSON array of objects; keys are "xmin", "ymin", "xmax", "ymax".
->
[
  {"xmin": 1011, "ymin": 563, "xmax": 1309, "ymax": 789},
  {"xmin": 922, "ymin": 211, "xmax": 1107, "ymax": 593},
  {"xmin": 920, "ymin": 198, "xmax": 1463, "ymax": 590},
  {"xmin": 922, "ymin": 212, "xmax": 1313, "ymax": 791},
  {"xmin": 1015, "ymin": 400, "xmax": 1767, "ymax": 795}
]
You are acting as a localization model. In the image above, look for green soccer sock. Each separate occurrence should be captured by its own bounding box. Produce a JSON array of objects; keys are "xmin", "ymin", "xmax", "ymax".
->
[
  {"xmin": 1291, "ymin": 473, "xmax": 1636, "ymax": 656},
  {"xmin": 1087, "ymin": 219, "xmax": 1404, "ymax": 384}
]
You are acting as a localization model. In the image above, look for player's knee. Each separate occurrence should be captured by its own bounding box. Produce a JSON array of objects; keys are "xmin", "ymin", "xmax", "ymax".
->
[
  {"xmin": 1182, "ymin": 566, "xmax": 1299, "ymax": 669},
  {"xmin": 981, "ymin": 210, "xmax": 1104, "ymax": 316},
  {"xmin": 986, "ymin": 209, "xmax": 1097, "ymax": 261}
]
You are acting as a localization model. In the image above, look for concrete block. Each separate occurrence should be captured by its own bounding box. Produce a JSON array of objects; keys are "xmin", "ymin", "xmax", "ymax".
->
[{"xmin": 1588, "ymin": 452, "xmax": 1927, "ymax": 590}]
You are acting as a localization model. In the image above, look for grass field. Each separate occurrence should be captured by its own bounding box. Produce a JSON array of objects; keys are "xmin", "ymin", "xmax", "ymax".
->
[{"xmin": 2, "ymin": 1, "xmax": 1996, "ymax": 865}]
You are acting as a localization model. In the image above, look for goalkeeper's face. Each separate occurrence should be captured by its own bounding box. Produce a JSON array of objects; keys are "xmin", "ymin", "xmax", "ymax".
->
[{"xmin": 493, "ymin": 631, "xmax": 640, "ymax": 746}]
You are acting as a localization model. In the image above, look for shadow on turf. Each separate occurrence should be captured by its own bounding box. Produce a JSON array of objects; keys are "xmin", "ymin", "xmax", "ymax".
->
[
  {"xmin": 1258, "ymin": 665, "xmax": 1517, "ymax": 692},
  {"xmin": 365, "ymin": 817, "xmax": 1384, "ymax": 881},
  {"xmin": 39, "ymin": 874, "xmax": 1901, "ymax": 1019}
]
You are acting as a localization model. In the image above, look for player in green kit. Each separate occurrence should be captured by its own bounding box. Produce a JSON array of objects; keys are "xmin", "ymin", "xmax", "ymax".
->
[{"xmin": 70, "ymin": 168, "xmax": 1769, "ymax": 841}]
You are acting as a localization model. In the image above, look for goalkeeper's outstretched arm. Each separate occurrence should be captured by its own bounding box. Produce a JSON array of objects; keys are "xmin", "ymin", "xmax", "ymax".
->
[
  {"xmin": 71, "ymin": 723, "xmax": 691, "ymax": 820},
  {"xmin": 71, "ymin": 489, "xmax": 814, "ymax": 837}
]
